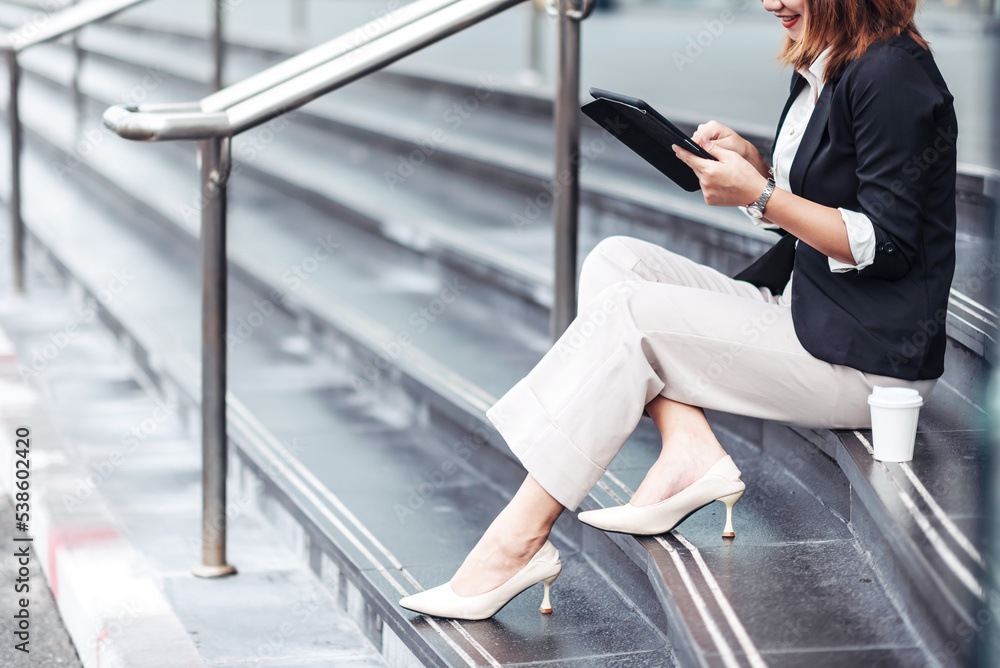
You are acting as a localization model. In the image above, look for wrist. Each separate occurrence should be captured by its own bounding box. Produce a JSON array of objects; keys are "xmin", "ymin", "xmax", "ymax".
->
[
  {"xmin": 744, "ymin": 176, "xmax": 775, "ymax": 219},
  {"xmin": 744, "ymin": 143, "xmax": 769, "ymax": 177},
  {"xmin": 746, "ymin": 173, "xmax": 769, "ymax": 205}
]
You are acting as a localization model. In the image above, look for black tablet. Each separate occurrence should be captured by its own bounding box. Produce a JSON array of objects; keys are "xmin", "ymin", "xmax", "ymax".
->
[
  {"xmin": 582, "ymin": 87, "xmax": 716, "ymax": 192},
  {"xmin": 589, "ymin": 87, "xmax": 716, "ymax": 161}
]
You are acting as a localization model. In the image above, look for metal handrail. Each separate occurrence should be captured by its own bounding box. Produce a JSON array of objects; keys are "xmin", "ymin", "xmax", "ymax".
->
[
  {"xmin": 0, "ymin": 0, "xmax": 144, "ymax": 51},
  {"xmin": 102, "ymin": 0, "xmax": 523, "ymax": 140},
  {"xmin": 202, "ymin": 0, "xmax": 459, "ymax": 112},
  {"xmin": 4, "ymin": 0, "xmax": 156, "ymax": 293},
  {"xmin": 101, "ymin": 0, "xmax": 593, "ymax": 579}
]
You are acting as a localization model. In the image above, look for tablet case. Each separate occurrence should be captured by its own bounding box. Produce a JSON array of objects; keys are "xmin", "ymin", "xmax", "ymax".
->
[{"xmin": 581, "ymin": 97, "xmax": 705, "ymax": 192}]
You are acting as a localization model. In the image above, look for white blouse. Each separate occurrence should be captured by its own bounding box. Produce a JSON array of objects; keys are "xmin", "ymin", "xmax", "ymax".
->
[{"xmin": 741, "ymin": 48, "xmax": 876, "ymax": 278}]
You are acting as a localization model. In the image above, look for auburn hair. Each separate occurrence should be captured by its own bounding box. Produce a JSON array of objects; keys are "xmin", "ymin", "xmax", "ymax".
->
[{"xmin": 778, "ymin": 0, "xmax": 930, "ymax": 82}]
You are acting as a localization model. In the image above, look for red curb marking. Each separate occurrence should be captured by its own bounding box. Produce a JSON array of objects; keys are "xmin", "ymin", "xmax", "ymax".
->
[
  {"xmin": 47, "ymin": 525, "xmax": 120, "ymax": 600},
  {"xmin": 96, "ymin": 628, "xmax": 110, "ymax": 668}
]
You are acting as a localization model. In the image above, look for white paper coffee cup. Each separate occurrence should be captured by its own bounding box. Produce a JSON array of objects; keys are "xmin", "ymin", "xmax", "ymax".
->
[{"xmin": 867, "ymin": 386, "xmax": 923, "ymax": 462}]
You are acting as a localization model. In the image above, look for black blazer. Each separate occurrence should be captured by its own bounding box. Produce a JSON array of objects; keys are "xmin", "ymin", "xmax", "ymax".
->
[{"xmin": 734, "ymin": 33, "xmax": 957, "ymax": 381}]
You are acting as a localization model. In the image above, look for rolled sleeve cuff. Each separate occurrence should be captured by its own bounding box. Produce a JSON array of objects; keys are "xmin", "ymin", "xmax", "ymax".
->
[
  {"xmin": 485, "ymin": 379, "xmax": 605, "ymax": 511},
  {"xmin": 828, "ymin": 207, "xmax": 876, "ymax": 273}
]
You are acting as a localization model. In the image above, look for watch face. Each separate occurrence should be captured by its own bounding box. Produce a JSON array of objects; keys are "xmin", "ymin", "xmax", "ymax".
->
[{"xmin": 747, "ymin": 207, "xmax": 763, "ymax": 219}]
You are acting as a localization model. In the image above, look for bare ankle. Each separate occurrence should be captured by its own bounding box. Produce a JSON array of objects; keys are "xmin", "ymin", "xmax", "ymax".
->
[{"xmin": 483, "ymin": 521, "xmax": 547, "ymax": 558}]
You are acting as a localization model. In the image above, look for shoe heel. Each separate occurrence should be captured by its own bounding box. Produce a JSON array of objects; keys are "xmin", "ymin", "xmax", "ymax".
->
[
  {"xmin": 719, "ymin": 491, "xmax": 743, "ymax": 538},
  {"xmin": 539, "ymin": 574, "xmax": 558, "ymax": 614}
]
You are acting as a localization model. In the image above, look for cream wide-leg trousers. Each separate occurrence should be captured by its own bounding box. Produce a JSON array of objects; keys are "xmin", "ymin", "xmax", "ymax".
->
[{"xmin": 485, "ymin": 236, "xmax": 936, "ymax": 511}]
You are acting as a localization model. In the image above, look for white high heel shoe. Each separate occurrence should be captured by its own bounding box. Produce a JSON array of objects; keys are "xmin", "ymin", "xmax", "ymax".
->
[
  {"xmin": 578, "ymin": 455, "xmax": 745, "ymax": 537},
  {"xmin": 398, "ymin": 540, "xmax": 562, "ymax": 620}
]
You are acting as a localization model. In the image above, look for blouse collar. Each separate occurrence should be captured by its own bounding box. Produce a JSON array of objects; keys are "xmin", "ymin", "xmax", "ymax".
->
[{"xmin": 797, "ymin": 47, "xmax": 832, "ymax": 95}]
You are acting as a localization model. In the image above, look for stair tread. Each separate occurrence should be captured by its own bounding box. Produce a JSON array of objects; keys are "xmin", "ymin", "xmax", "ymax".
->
[
  {"xmin": 836, "ymin": 429, "xmax": 987, "ymax": 621},
  {"xmin": 647, "ymin": 538, "xmax": 922, "ymax": 661}
]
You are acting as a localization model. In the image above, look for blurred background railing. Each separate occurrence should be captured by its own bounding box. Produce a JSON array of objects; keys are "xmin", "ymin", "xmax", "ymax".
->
[{"xmin": 2, "ymin": 0, "xmax": 155, "ymax": 291}]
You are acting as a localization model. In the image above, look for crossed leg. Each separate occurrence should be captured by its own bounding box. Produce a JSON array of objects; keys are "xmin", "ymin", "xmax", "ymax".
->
[
  {"xmin": 450, "ymin": 236, "xmax": 786, "ymax": 595},
  {"xmin": 575, "ymin": 236, "xmax": 783, "ymax": 507}
]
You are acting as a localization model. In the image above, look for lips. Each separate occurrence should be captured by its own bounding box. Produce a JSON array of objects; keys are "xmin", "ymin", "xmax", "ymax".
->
[{"xmin": 778, "ymin": 14, "xmax": 800, "ymax": 29}]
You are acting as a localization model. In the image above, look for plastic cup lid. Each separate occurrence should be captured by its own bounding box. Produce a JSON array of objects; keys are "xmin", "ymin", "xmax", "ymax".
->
[{"xmin": 867, "ymin": 386, "xmax": 924, "ymax": 408}]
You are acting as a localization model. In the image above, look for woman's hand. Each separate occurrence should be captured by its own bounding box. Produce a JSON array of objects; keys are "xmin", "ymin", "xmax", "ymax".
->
[
  {"xmin": 675, "ymin": 143, "xmax": 855, "ymax": 264},
  {"xmin": 672, "ymin": 142, "xmax": 768, "ymax": 208},
  {"xmin": 692, "ymin": 121, "xmax": 771, "ymax": 178}
]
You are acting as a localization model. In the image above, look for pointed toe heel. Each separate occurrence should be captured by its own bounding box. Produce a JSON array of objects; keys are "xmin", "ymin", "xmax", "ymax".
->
[
  {"xmin": 719, "ymin": 490, "xmax": 743, "ymax": 538},
  {"xmin": 577, "ymin": 455, "xmax": 746, "ymax": 536},
  {"xmin": 398, "ymin": 540, "xmax": 562, "ymax": 620}
]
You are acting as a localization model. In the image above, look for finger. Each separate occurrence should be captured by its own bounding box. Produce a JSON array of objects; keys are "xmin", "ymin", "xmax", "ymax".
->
[
  {"xmin": 703, "ymin": 121, "xmax": 727, "ymax": 139},
  {"xmin": 672, "ymin": 144, "xmax": 697, "ymax": 167},
  {"xmin": 677, "ymin": 143, "xmax": 715, "ymax": 163},
  {"xmin": 697, "ymin": 139, "xmax": 724, "ymax": 160},
  {"xmin": 693, "ymin": 125, "xmax": 713, "ymax": 145},
  {"xmin": 701, "ymin": 141, "xmax": 741, "ymax": 161},
  {"xmin": 673, "ymin": 145, "xmax": 707, "ymax": 175},
  {"xmin": 708, "ymin": 120, "xmax": 730, "ymax": 137}
]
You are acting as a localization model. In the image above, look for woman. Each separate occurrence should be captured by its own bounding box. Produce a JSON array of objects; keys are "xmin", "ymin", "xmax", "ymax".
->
[{"xmin": 400, "ymin": 0, "xmax": 957, "ymax": 621}]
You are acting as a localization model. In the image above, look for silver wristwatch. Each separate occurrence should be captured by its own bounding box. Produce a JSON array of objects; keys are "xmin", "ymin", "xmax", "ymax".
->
[{"xmin": 746, "ymin": 177, "xmax": 776, "ymax": 219}]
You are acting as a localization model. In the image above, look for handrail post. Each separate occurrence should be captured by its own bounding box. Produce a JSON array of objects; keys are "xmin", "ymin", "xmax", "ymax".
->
[
  {"xmin": 191, "ymin": 135, "xmax": 237, "ymax": 579},
  {"xmin": 550, "ymin": 0, "xmax": 591, "ymax": 338},
  {"xmin": 71, "ymin": 0, "xmax": 84, "ymax": 137},
  {"xmin": 71, "ymin": 31, "xmax": 84, "ymax": 136},
  {"xmin": 213, "ymin": 0, "xmax": 224, "ymax": 91},
  {"xmin": 8, "ymin": 49, "xmax": 23, "ymax": 292}
]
